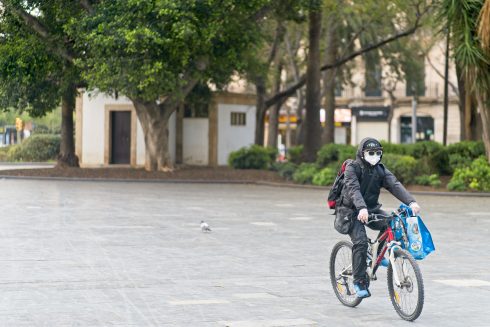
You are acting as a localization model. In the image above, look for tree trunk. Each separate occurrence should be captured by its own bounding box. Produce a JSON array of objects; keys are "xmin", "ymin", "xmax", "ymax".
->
[
  {"xmin": 132, "ymin": 98, "xmax": 174, "ymax": 171},
  {"xmin": 302, "ymin": 9, "xmax": 323, "ymax": 162},
  {"xmin": 321, "ymin": 14, "xmax": 338, "ymax": 144},
  {"xmin": 57, "ymin": 83, "xmax": 79, "ymax": 167},
  {"xmin": 456, "ymin": 64, "xmax": 466, "ymax": 141},
  {"xmin": 254, "ymin": 76, "xmax": 267, "ymax": 145},
  {"xmin": 477, "ymin": 94, "xmax": 490, "ymax": 162},
  {"xmin": 267, "ymin": 63, "xmax": 283, "ymax": 148},
  {"xmin": 295, "ymin": 90, "xmax": 305, "ymax": 145},
  {"xmin": 267, "ymin": 103, "xmax": 280, "ymax": 148},
  {"xmin": 460, "ymin": 75, "xmax": 483, "ymax": 141}
]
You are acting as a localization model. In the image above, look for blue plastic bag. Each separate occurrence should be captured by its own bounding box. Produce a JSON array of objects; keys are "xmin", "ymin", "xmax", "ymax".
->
[{"xmin": 398, "ymin": 204, "xmax": 435, "ymax": 260}]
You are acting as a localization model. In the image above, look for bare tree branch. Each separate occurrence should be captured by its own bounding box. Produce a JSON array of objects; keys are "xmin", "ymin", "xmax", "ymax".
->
[
  {"xmin": 265, "ymin": 17, "xmax": 425, "ymax": 108},
  {"xmin": 267, "ymin": 22, "xmax": 286, "ymax": 66},
  {"xmin": 426, "ymin": 52, "xmax": 459, "ymax": 97}
]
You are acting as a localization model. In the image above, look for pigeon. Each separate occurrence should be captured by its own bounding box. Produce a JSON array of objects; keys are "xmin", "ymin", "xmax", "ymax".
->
[{"xmin": 200, "ymin": 220, "xmax": 212, "ymax": 232}]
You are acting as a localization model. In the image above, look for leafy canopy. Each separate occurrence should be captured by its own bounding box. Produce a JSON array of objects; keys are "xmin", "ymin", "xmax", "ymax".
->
[
  {"xmin": 69, "ymin": 0, "xmax": 270, "ymax": 101},
  {"xmin": 0, "ymin": 0, "xmax": 84, "ymax": 116}
]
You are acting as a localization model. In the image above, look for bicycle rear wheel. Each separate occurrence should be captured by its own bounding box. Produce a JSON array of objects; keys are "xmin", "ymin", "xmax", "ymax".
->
[
  {"xmin": 329, "ymin": 241, "xmax": 362, "ymax": 307},
  {"xmin": 387, "ymin": 248, "xmax": 424, "ymax": 321}
]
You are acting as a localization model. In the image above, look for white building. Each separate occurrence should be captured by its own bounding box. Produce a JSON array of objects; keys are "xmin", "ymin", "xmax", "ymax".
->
[{"xmin": 75, "ymin": 91, "xmax": 256, "ymax": 167}]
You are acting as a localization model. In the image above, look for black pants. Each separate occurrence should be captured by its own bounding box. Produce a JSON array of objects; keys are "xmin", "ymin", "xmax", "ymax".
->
[{"xmin": 349, "ymin": 208, "xmax": 388, "ymax": 285}]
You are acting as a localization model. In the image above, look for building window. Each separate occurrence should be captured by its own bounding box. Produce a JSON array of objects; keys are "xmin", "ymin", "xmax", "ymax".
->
[
  {"xmin": 400, "ymin": 116, "xmax": 434, "ymax": 143},
  {"xmin": 364, "ymin": 54, "xmax": 382, "ymax": 97},
  {"xmin": 335, "ymin": 81, "xmax": 343, "ymax": 97},
  {"xmin": 231, "ymin": 112, "xmax": 246, "ymax": 126}
]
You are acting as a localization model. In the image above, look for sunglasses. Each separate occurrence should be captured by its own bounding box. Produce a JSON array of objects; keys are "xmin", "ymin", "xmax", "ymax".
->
[{"xmin": 365, "ymin": 150, "xmax": 382, "ymax": 156}]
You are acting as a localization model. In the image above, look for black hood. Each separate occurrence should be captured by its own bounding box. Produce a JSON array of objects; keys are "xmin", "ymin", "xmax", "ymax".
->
[{"xmin": 356, "ymin": 137, "xmax": 383, "ymax": 165}]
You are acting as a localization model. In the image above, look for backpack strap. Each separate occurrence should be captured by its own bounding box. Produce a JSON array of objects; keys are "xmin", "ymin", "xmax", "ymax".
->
[
  {"xmin": 349, "ymin": 160, "xmax": 363, "ymax": 181},
  {"xmin": 377, "ymin": 163, "xmax": 386, "ymax": 178}
]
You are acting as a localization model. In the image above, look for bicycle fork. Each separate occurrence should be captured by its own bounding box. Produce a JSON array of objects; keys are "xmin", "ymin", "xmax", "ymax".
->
[{"xmin": 388, "ymin": 241, "xmax": 403, "ymax": 287}]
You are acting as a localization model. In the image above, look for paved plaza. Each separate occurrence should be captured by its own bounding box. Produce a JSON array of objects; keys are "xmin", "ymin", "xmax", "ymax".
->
[{"xmin": 0, "ymin": 179, "xmax": 489, "ymax": 326}]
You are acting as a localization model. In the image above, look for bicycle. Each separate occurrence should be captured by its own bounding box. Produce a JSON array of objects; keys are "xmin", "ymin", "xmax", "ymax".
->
[{"xmin": 329, "ymin": 207, "xmax": 424, "ymax": 321}]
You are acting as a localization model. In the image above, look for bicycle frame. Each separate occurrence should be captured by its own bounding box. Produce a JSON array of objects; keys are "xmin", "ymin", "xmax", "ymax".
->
[{"xmin": 368, "ymin": 225, "xmax": 404, "ymax": 287}]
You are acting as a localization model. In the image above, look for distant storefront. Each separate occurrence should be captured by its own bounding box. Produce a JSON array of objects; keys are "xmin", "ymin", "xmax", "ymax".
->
[
  {"xmin": 349, "ymin": 100, "xmax": 459, "ymax": 145},
  {"xmin": 351, "ymin": 106, "xmax": 390, "ymax": 144}
]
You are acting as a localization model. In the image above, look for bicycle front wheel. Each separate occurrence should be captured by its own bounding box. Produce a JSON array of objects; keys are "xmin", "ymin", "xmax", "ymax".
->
[
  {"xmin": 329, "ymin": 241, "xmax": 362, "ymax": 307},
  {"xmin": 387, "ymin": 248, "xmax": 424, "ymax": 321}
]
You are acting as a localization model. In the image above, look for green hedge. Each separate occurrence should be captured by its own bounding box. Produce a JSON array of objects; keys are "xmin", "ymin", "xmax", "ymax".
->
[
  {"xmin": 228, "ymin": 145, "xmax": 277, "ymax": 169},
  {"xmin": 287, "ymin": 145, "xmax": 303, "ymax": 164},
  {"xmin": 381, "ymin": 153, "xmax": 418, "ymax": 184},
  {"xmin": 446, "ymin": 141, "xmax": 485, "ymax": 171},
  {"xmin": 8, "ymin": 134, "xmax": 60, "ymax": 162},
  {"xmin": 448, "ymin": 157, "xmax": 490, "ymax": 191},
  {"xmin": 292, "ymin": 163, "xmax": 318, "ymax": 184},
  {"xmin": 414, "ymin": 174, "xmax": 442, "ymax": 187},
  {"xmin": 0, "ymin": 146, "xmax": 9, "ymax": 161},
  {"xmin": 312, "ymin": 167, "xmax": 337, "ymax": 186},
  {"xmin": 316, "ymin": 143, "xmax": 356, "ymax": 169},
  {"xmin": 271, "ymin": 162, "xmax": 297, "ymax": 180},
  {"xmin": 231, "ymin": 141, "xmax": 489, "ymax": 192}
]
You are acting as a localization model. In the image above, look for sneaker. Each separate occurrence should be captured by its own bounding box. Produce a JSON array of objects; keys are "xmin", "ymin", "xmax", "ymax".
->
[
  {"xmin": 380, "ymin": 257, "xmax": 390, "ymax": 267},
  {"xmin": 354, "ymin": 282, "xmax": 371, "ymax": 298}
]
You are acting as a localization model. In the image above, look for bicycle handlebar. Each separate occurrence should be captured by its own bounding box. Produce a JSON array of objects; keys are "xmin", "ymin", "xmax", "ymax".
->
[
  {"xmin": 365, "ymin": 214, "xmax": 392, "ymax": 225},
  {"xmin": 365, "ymin": 207, "xmax": 409, "ymax": 225}
]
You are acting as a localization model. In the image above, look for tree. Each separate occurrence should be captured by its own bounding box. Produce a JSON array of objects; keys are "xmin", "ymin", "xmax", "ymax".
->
[
  {"xmin": 246, "ymin": 2, "xmax": 308, "ymax": 146},
  {"xmin": 249, "ymin": 19, "xmax": 287, "ymax": 146},
  {"xmin": 253, "ymin": 0, "xmax": 431, "ymax": 160},
  {"xmin": 70, "ymin": 0, "xmax": 271, "ymax": 171},
  {"xmin": 302, "ymin": 7, "xmax": 323, "ymax": 161},
  {"xmin": 438, "ymin": 0, "xmax": 490, "ymax": 161},
  {"xmin": 0, "ymin": 0, "xmax": 85, "ymax": 167}
]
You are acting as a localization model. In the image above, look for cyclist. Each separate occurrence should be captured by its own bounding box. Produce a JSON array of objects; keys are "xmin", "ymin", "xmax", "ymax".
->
[{"xmin": 334, "ymin": 137, "xmax": 421, "ymax": 298}]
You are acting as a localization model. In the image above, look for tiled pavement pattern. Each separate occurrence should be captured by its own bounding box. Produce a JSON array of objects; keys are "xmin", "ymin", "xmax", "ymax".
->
[{"xmin": 0, "ymin": 179, "xmax": 488, "ymax": 326}]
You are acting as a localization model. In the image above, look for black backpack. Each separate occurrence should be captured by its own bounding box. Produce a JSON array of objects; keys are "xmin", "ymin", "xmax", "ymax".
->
[{"xmin": 327, "ymin": 159, "xmax": 361, "ymax": 209}]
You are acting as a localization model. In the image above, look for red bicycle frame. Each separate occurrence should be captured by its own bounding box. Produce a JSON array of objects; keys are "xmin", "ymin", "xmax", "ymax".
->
[{"xmin": 373, "ymin": 225, "xmax": 395, "ymax": 268}]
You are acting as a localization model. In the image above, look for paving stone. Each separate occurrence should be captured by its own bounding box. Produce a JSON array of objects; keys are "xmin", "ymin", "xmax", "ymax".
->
[{"xmin": 0, "ymin": 179, "xmax": 488, "ymax": 326}]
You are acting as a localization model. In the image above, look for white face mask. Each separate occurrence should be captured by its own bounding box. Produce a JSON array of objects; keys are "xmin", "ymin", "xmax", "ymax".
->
[{"xmin": 364, "ymin": 150, "xmax": 382, "ymax": 166}]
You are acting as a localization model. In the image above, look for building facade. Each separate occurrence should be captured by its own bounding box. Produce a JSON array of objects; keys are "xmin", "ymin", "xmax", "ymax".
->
[
  {"xmin": 269, "ymin": 40, "xmax": 461, "ymax": 147},
  {"xmin": 75, "ymin": 91, "xmax": 256, "ymax": 167}
]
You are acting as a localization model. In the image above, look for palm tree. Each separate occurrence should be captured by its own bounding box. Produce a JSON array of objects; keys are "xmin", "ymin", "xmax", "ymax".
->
[
  {"xmin": 439, "ymin": 0, "xmax": 490, "ymax": 161},
  {"xmin": 477, "ymin": 0, "xmax": 490, "ymax": 161}
]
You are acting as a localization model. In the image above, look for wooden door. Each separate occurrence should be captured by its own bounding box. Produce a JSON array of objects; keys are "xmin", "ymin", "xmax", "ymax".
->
[{"xmin": 111, "ymin": 111, "xmax": 131, "ymax": 164}]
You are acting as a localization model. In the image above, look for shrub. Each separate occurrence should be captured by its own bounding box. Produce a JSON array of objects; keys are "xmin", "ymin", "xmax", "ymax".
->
[
  {"xmin": 381, "ymin": 141, "xmax": 450, "ymax": 175},
  {"xmin": 448, "ymin": 157, "xmax": 490, "ymax": 192},
  {"xmin": 312, "ymin": 167, "xmax": 337, "ymax": 186},
  {"xmin": 0, "ymin": 146, "xmax": 10, "ymax": 161},
  {"xmin": 292, "ymin": 163, "xmax": 318, "ymax": 184},
  {"xmin": 8, "ymin": 134, "xmax": 60, "ymax": 162},
  {"xmin": 287, "ymin": 145, "xmax": 303, "ymax": 164},
  {"xmin": 380, "ymin": 141, "xmax": 408, "ymax": 155},
  {"xmin": 316, "ymin": 143, "xmax": 356, "ymax": 168},
  {"xmin": 409, "ymin": 141, "xmax": 450, "ymax": 175},
  {"xmin": 415, "ymin": 174, "xmax": 441, "ymax": 187},
  {"xmin": 228, "ymin": 145, "xmax": 277, "ymax": 170},
  {"xmin": 447, "ymin": 141, "xmax": 485, "ymax": 172},
  {"xmin": 271, "ymin": 162, "xmax": 297, "ymax": 180},
  {"xmin": 381, "ymin": 153, "xmax": 418, "ymax": 184}
]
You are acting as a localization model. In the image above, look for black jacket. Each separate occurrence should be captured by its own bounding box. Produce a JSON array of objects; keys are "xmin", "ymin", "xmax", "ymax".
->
[{"xmin": 339, "ymin": 137, "xmax": 416, "ymax": 212}]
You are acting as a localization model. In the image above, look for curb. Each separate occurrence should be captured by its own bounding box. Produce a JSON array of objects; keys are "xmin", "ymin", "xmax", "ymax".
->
[{"xmin": 0, "ymin": 174, "xmax": 489, "ymax": 197}]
